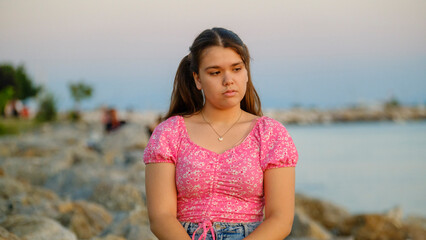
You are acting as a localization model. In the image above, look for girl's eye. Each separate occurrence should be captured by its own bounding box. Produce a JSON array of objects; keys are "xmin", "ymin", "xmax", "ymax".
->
[
  {"xmin": 210, "ymin": 71, "xmax": 220, "ymax": 76},
  {"xmin": 233, "ymin": 67, "xmax": 242, "ymax": 72}
]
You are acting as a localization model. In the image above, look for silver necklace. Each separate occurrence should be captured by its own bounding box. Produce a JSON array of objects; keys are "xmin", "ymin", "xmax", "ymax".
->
[{"xmin": 201, "ymin": 109, "xmax": 243, "ymax": 142}]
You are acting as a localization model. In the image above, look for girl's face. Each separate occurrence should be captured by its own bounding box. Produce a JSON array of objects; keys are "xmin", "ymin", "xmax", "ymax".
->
[{"xmin": 193, "ymin": 46, "xmax": 248, "ymax": 110}]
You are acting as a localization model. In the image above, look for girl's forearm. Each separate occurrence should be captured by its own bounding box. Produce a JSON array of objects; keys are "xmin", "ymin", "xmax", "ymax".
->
[
  {"xmin": 243, "ymin": 215, "xmax": 292, "ymax": 240},
  {"xmin": 150, "ymin": 215, "xmax": 191, "ymax": 240}
]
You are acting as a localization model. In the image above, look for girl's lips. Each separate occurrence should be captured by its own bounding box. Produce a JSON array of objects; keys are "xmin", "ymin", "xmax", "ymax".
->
[{"xmin": 223, "ymin": 90, "xmax": 237, "ymax": 97}]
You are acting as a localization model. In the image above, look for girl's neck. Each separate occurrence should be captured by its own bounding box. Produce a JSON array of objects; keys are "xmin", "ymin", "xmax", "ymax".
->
[{"xmin": 201, "ymin": 104, "xmax": 242, "ymax": 124}]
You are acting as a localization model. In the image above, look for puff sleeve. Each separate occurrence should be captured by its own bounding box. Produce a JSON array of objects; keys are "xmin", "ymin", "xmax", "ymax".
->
[
  {"xmin": 143, "ymin": 116, "xmax": 181, "ymax": 164},
  {"xmin": 259, "ymin": 117, "xmax": 298, "ymax": 171}
]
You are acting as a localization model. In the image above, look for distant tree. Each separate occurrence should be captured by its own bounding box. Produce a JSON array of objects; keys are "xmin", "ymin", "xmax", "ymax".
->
[
  {"xmin": 14, "ymin": 65, "xmax": 41, "ymax": 100},
  {"xmin": 69, "ymin": 81, "xmax": 93, "ymax": 108},
  {"xmin": 35, "ymin": 92, "xmax": 57, "ymax": 122},
  {"xmin": 0, "ymin": 64, "xmax": 41, "ymax": 116},
  {"xmin": 0, "ymin": 87, "xmax": 14, "ymax": 116},
  {"xmin": 0, "ymin": 64, "xmax": 41, "ymax": 101},
  {"xmin": 68, "ymin": 81, "xmax": 93, "ymax": 121},
  {"xmin": 0, "ymin": 65, "xmax": 15, "ymax": 90},
  {"xmin": 385, "ymin": 95, "xmax": 400, "ymax": 110}
]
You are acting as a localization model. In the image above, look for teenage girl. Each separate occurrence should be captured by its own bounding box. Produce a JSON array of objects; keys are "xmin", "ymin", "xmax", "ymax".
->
[{"xmin": 144, "ymin": 27, "xmax": 298, "ymax": 240}]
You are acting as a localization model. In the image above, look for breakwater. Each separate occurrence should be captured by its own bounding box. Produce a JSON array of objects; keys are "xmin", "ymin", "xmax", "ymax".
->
[{"xmin": 266, "ymin": 105, "xmax": 426, "ymax": 125}]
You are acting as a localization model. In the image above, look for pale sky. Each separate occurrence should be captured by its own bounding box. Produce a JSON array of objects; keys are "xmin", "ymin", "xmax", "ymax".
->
[{"xmin": 1, "ymin": 0, "xmax": 425, "ymax": 111}]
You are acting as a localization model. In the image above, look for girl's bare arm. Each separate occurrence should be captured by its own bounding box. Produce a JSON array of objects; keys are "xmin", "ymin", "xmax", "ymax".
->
[
  {"xmin": 244, "ymin": 167, "xmax": 295, "ymax": 240},
  {"xmin": 145, "ymin": 163, "xmax": 191, "ymax": 240}
]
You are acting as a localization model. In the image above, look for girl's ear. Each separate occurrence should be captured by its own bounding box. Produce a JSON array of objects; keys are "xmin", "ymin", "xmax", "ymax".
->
[{"xmin": 193, "ymin": 72, "xmax": 202, "ymax": 90}]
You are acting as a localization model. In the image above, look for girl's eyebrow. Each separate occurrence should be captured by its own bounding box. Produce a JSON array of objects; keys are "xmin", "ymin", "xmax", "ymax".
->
[{"xmin": 204, "ymin": 61, "xmax": 244, "ymax": 71}]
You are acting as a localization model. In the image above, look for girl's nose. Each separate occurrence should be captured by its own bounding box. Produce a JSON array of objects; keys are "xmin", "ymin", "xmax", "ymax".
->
[{"xmin": 222, "ymin": 72, "xmax": 233, "ymax": 85}]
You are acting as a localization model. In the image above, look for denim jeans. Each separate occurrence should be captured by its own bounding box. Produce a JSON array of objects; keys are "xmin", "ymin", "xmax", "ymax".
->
[{"xmin": 180, "ymin": 221, "xmax": 262, "ymax": 240}]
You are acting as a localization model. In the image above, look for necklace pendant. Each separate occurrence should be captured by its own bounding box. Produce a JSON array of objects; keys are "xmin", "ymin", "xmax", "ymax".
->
[{"xmin": 218, "ymin": 137, "xmax": 224, "ymax": 141}]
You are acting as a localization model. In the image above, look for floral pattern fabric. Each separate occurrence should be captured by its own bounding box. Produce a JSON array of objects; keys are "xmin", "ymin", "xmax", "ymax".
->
[{"xmin": 143, "ymin": 115, "xmax": 298, "ymax": 223}]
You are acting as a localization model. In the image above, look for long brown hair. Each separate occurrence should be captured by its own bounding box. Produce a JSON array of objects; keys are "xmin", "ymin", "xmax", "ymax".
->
[{"xmin": 164, "ymin": 27, "xmax": 262, "ymax": 119}]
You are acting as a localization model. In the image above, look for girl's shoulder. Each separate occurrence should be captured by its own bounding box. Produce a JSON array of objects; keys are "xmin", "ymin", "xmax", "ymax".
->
[
  {"xmin": 144, "ymin": 115, "xmax": 183, "ymax": 164},
  {"xmin": 255, "ymin": 115, "xmax": 288, "ymax": 133},
  {"xmin": 256, "ymin": 116, "xmax": 298, "ymax": 169},
  {"xmin": 151, "ymin": 115, "xmax": 184, "ymax": 138},
  {"xmin": 156, "ymin": 115, "xmax": 182, "ymax": 129}
]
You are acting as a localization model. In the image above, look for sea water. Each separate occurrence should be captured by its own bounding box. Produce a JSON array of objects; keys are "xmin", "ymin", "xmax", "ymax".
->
[{"xmin": 287, "ymin": 120, "xmax": 426, "ymax": 217}]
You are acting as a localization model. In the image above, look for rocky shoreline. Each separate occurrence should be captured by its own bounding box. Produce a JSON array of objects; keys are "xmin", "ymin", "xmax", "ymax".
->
[
  {"xmin": 265, "ymin": 105, "xmax": 426, "ymax": 125},
  {"xmin": 75, "ymin": 104, "xmax": 426, "ymax": 127},
  {"xmin": 0, "ymin": 120, "xmax": 425, "ymax": 240}
]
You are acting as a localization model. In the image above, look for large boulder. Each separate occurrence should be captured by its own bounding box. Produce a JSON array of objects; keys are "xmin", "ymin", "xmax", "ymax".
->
[
  {"xmin": 44, "ymin": 164, "xmax": 106, "ymax": 200},
  {"xmin": 44, "ymin": 162, "xmax": 137, "ymax": 201},
  {"xmin": 90, "ymin": 182, "xmax": 145, "ymax": 211},
  {"xmin": 67, "ymin": 145, "xmax": 103, "ymax": 165},
  {"xmin": 0, "ymin": 135, "xmax": 59, "ymax": 159},
  {"xmin": 0, "ymin": 139, "xmax": 18, "ymax": 158},
  {"xmin": 0, "ymin": 123, "xmax": 97, "ymax": 185},
  {"xmin": 0, "ymin": 151, "xmax": 74, "ymax": 186},
  {"xmin": 339, "ymin": 214, "xmax": 405, "ymax": 240},
  {"xmin": 401, "ymin": 223, "xmax": 426, "ymax": 240},
  {"xmin": 289, "ymin": 208, "xmax": 333, "ymax": 240},
  {"xmin": 101, "ymin": 207, "xmax": 155, "ymax": 240},
  {"xmin": 404, "ymin": 215, "xmax": 426, "ymax": 229},
  {"xmin": 0, "ymin": 215, "xmax": 77, "ymax": 240},
  {"xmin": 0, "ymin": 226, "xmax": 21, "ymax": 240},
  {"xmin": 0, "ymin": 177, "xmax": 27, "ymax": 197},
  {"xmin": 401, "ymin": 215, "xmax": 426, "ymax": 240},
  {"xmin": 295, "ymin": 193, "xmax": 351, "ymax": 233},
  {"xmin": 92, "ymin": 235, "xmax": 126, "ymax": 240},
  {"xmin": 0, "ymin": 177, "xmax": 62, "ymax": 219},
  {"xmin": 58, "ymin": 200, "xmax": 112, "ymax": 239}
]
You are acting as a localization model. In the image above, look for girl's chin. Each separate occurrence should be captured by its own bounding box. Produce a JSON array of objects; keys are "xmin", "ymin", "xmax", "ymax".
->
[{"xmin": 219, "ymin": 100, "xmax": 243, "ymax": 110}]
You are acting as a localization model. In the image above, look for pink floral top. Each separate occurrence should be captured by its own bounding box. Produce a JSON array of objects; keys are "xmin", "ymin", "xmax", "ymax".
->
[{"xmin": 143, "ymin": 115, "xmax": 298, "ymax": 225}]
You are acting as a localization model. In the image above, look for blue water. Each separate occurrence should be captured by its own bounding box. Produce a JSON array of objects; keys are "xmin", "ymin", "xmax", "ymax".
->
[{"xmin": 287, "ymin": 120, "xmax": 426, "ymax": 217}]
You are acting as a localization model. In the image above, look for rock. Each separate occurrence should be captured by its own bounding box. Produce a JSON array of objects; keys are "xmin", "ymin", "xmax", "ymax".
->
[
  {"xmin": 90, "ymin": 182, "xmax": 145, "ymax": 211},
  {"xmin": 44, "ymin": 162, "xmax": 134, "ymax": 201},
  {"xmin": 402, "ymin": 215, "xmax": 426, "ymax": 240},
  {"xmin": 123, "ymin": 150, "xmax": 144, "ymax": 166},
  {"xmin": 11, "ymin": 144, "xmax": 58, "ymax": 158},
  {"xmin": 0, "ymin": 177, "xmax": 27, "ymax": 197},
  {"xmin": 126, "ymin": 224, "xmax": 157, "ymax": 240},
  {"xmin": 0, "ymin": 136, "xmax": 59, "ymax": 159},
  {"xmin": 44, "ymin": 164, "xmax": 104, "ymax": 200},
  {"xmin": 101, "ymin": 207, "xmax": 155, "ymax": 240},
  {"xmin": 339, "ymin": 214, "xmax": 405, "ymax": 240},
  {"xmin": 404, "ymin": 215, "xmax": 426, "ymax": 229},
  {"xmin": 385, "ymin": 206, "xmax": 403, "ymax": 226},
  {"xmin": 92, "ymin": 235, "xmax": 126, "ymax": 240},
  {"xmin": 124, "ymin": 162, "xmax": 147, "ymax": 201},
  {"xmin": 0, "ymin": 199, "xmax": 10, "ymax": 222},
  {"xmin": 0, "ymin": 151, "xmax": 74, "ymax": 186},
  {"xmin": 0, "ymin": 215, "xmax": 77, "ymax": 240},
  {"xmin": 125, "ymin": 161, "xmax": 145, "ymax": 184},
  {"xmin": 0, "ymin": 177, "xmax": 62, "ymax": 219},
  {"xmin": 98, "ymin": 123, "xmax": 149, "ymax": 163},
  {"xmin": 401, "ymin": 224, "xmax": 426, "ymax": 240},
  {"xmin": 58, "ymin": 200, "xmax": 112, "ymax": 239},
  {"xmin": 289, "ymin": 208, "xmax": 333, "ymax": 240},
  {"xmin": 295, "ymin": 193, "xmax": 351, "ymax": 233},
  {"xmin": 0, "ymin": 139, "xmax": 17, "ymax": 158},
  {"xmin": 0, "ymin": 226, "xmax": 21, "ymax": 240},
  {"xmin": 68, "ymin": 145, "xmax": 103, "ymax": 165}
]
